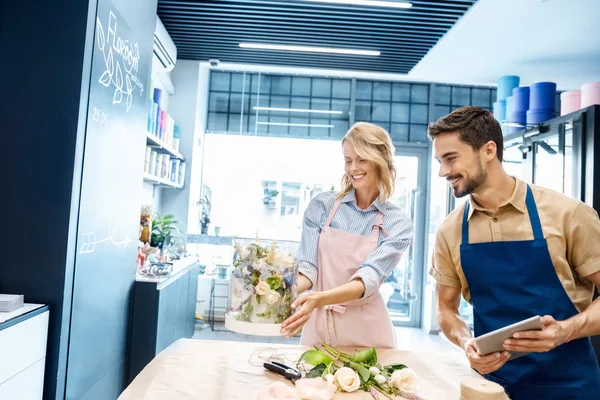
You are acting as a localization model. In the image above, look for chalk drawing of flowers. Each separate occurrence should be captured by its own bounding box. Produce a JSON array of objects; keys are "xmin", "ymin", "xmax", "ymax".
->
[{"xmin": 96, "ymin": 18, "xmax": 134, "ymax": 112}]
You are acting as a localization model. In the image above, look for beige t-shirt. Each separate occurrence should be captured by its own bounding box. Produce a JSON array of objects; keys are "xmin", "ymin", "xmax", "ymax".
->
[{"xmin": 430, "ymin": 177, "xmax": 600, "ymax": 313}]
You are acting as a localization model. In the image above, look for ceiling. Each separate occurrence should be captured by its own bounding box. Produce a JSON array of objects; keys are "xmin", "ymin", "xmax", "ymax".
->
[
  {"xmin": 410, "ymin": 0, "xmax": 600, "ymax": 89},
  {"xmin": 157, "ymin": 0, "xmax": 478, "ymax": 74}
]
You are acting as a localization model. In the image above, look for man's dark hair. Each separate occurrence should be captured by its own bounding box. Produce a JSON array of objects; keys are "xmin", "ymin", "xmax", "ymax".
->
[{"xmin": 427, "ymin": 106, "xmax": 504, "ymax": 162}]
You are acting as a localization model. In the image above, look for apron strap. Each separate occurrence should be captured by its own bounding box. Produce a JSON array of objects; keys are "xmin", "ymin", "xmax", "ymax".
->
[
  {"xmin": 461, "ymin": 185, "xmax": 543, "ymax": 245},
  {"xmin": 323, "ymin": 199, "xmax": 342, "ymax": 229},
  {"xmin": 372, "ymin": 210, "xmax": 388, "ymax": 237},
  {"xmin": 525, "ymin": 185, "xmax": 544, "ymax": 241},
  {"xmin": 462, "ymin": 202, "xmax": 470, "ymax": 244}
]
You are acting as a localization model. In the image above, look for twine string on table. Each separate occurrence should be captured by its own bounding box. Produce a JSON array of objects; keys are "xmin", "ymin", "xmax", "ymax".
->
[{"xmin": 248, "ymin": 347, "xmax": 302, "ymax": 367}]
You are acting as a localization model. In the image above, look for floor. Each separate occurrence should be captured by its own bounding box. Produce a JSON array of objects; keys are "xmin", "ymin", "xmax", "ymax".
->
[{"xmin": 192, "ymin": 320, "xmax": 463, "ymax": 356}]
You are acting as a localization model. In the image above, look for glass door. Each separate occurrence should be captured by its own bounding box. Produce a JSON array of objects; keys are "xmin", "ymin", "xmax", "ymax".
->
[
  {"xmin": 531, "ymin": 122, "xmax": 579, "ymax": 199},
  {"xmin": 381, "ymin": 147, "xmax": 427, "ymax": 327}
]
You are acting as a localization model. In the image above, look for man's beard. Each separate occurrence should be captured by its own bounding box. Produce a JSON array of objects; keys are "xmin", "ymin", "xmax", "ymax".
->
[{"xmin": 451, "ymin": 163, "xmax": 487, "ymax": 198}]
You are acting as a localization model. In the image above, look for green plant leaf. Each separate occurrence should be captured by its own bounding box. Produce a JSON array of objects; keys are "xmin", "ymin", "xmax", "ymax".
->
[
  {"xmin": 298, "ymin": 350, "xmax": 333, "ymax": 367},
  {"xmin": 276, "ymin": 286, "xmax": 285, "ymax": 297},
  {"xmin": 384, "ymin": 363, "xmax": 407, "ymax": 373},
  {"xmin": 305, "ymin": 363, "xmax": 327, "ymax": 379},
  {"xmin": 251, "ymin": 270, "xmax": 260, "ymax": 286},
  {"xmin": 243, "ymin": 301, "xmax": 253, "ymax": 316},
  {"xmin": 348, "ymin": 361, "xmax": 371, "ymax": 383},
  {"xmin": 256, "ymin": 294, "xmax": 261, "ymax": 304},
  {"xmin": 353, "ymin": 348, "xmax": 378, "ymax": 365}
]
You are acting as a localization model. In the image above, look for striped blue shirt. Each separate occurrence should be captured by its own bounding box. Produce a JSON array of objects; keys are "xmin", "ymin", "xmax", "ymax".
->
[{"xmin": 297, "ymin": 189, "xmax": 414, "ymax": 298}]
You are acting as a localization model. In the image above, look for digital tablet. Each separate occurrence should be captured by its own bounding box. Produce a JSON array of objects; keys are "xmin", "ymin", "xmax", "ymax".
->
[{"xmin": 473, "ymin": 315, "xmax": 543, "ymax": 360}]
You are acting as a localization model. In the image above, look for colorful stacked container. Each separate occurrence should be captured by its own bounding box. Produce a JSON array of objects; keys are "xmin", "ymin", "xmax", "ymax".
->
[
  {"xmin": 505, "ymin": 96, "xmax": 514, "ymax": 119},
  {"xmin": 497, "ymin": 75, "xmax": 520, "ymax": 101},
  {"xmin": 495, "ymin": 75, "xmax": 520, "ymax": 135},
  {"xmin": 526, "ymin": 82, "xmax": 556, "ymax": 124},
  {"xmin": 510, "ymin": 86, "xmax": 529, "ymax": 134},
  {"xmin": 560, "ymin": 90, "xmax": 582, "ymax": 116},
  {"xmin": 581, "ymin": 82, "xmax": 600, "ymax": 108},
  {"xmin": 493, "ymin": 100, "xmax": 506, "ymax": 123}
]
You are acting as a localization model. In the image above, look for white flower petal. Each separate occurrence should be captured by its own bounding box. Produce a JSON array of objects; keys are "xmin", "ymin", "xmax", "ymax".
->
[
  {"xmin": 369, "ymin": 367, "xmax": 380, "ymax": 376},
  {"xmin": 334, "ymin": 367, "xmax": 361, "ymax": 393},
  {"xmin": 390, "ymin": 368, "xmax": 419, "ymax": 393},
  {"xmin": 255, "ymin": 280, "xmax": 271, "ymax": 296},
  {"xmin": 374, "ymin": 374, "xmax": 386, "ymax": 384},
  {"xmin": 324, "ymin": 374, "xmax": 335, "ymax": 385}
]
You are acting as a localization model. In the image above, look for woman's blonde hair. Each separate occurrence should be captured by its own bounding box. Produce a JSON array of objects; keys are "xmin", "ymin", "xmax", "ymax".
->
[{"xmin": 338, "ymin": 122, "xmax": 397, "ymax": 203}]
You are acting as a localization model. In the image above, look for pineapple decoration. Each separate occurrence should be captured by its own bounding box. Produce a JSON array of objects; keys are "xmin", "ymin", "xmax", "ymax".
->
[{"xmin": 139, "ymin": 205, "xmax": 152, "ymax": 244}]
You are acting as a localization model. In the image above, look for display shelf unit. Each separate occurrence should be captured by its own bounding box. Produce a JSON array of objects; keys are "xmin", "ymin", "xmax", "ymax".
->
[
  {"xmin": 146, "ymin": 133, "xmax": 184, "ymax": 160},
  {"xmin": 143, "ymin": 172, "xmax": 183, "ymax": 189}
]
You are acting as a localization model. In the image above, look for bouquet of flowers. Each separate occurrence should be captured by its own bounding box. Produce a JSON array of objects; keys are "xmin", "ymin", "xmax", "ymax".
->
[
  {"xmin": 258, "ymin": 344, "xmax": 422, "ymax": 400},
  {"xmin": 227, "ymin": 239, "xmax": 298, "ymax": 325},
  {"xmin": 298, "ymin": 344, "xmax": 421, "ymax": 399}
]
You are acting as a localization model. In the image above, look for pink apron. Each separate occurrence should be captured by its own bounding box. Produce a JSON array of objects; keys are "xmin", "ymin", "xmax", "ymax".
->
[{"xmin": 300, "ymin": 198, "xmax": 397, "ymax": 349}]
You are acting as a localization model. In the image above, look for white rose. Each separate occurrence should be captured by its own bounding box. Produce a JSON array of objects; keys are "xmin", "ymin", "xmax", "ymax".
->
[
  {"xmin": 334, "ymin": 367, "xmax": 361, "ymax": 393},
  {"xmin": 390, "ymin": 368, "xmax": 419, "ymax": 393},
  {"xmin": 295, "ymin": 378, "xmax": 337, "ymax": 400},
  {"xmin": 257, "ymin": 381, "xmax": 300, "ymax": 400},
  {"xmin": 265, "ymin": 290, "xmax": 281, "ymax": 305},
  {"xmin": 255, "ymin": 280, "xmax": 271, "ymax": 296},
  {"xmin": 369, "ymin": 367, "xmax": 380, "ymax": 376},
  {"xmin": 324, "ymin": 374, "xmax": 335, "ymax": 385},
  {"xmin": 374, "ymin": 374, "xmax": 386, "ymax": 384}
]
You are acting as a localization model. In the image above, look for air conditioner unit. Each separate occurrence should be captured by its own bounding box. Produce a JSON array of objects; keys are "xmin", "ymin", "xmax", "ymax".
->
[{"xmin": 153, "ymin": 16, "xmax": 177, "ymax": 72}]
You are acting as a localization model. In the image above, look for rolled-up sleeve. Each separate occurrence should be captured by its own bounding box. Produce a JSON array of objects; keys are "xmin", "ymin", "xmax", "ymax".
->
[
  {"xmin": 429, "ymin": 229, "xmax": 461, "ymax": 288},
  {"xmin": 350, "ymin": 211, "xmax": 414, "ymax": 298},
  {"xmin": 568, "ymin": 203, "xmax": 600, "ymax": 279},
  {"xmin": 296, "ymin": 194, "xmax": 328, "ymax": 287}
]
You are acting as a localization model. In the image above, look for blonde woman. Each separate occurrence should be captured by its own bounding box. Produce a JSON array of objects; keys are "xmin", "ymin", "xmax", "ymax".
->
[{"xmin": 281, "ymin": 122, "xmax": 414, "ymax": 348}]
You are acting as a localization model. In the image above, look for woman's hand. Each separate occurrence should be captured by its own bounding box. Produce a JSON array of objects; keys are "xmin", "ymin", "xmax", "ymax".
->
[{"xmin": 280, "ymin": 293, "xmax": 321, "ymax": 338}]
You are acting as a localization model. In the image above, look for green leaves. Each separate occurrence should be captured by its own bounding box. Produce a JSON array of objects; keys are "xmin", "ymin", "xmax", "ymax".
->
[
  {"xmin": 251, "ymin": 269, "xmax": 260, "ymax": 286},
  {"xmin": 384, "ymin": 363, "xmax": 407, "ymax": 373},
  {"xmin": 243, "ymin": 301, "xmax": 253, "ymax": 316},
  {"xmin": 298, "ymin": 349, "xmax": 333, "ymax": 367},
  {"xmin": 150, "ymin": 213, "xmax": 180, "ymax": 249},
  {"xmin": 348, "ymin": 361, "xmax": 371, "ymax": 383},
  {"xmin": 305, "ymin": 363, "xmax": 327, "ymax": 379},
  {"xmin": 247, "ymin": 243, "xmax": 270, "ymax": 259},
  {"xmin": 353, "ymin": 347, "xmax": 378, "ymax": 365}
]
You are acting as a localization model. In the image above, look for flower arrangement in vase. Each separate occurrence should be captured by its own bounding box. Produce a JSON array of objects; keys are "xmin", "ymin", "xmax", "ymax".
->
[{"xmin": 225, "ymin": 238, "xmax": 298, "ymax": 335}]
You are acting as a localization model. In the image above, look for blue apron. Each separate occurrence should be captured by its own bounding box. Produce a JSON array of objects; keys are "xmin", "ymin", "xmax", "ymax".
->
[{"xmin": 460, "ymin": 185, "xmax": 600, "ymax": 399}]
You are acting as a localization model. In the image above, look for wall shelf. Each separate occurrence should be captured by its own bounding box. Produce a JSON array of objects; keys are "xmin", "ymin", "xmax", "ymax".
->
[
  {"xmin": 143, "ymin": 172, "xmax": 183, "ymax": 189},
  {"xmin": 146, "ymin": 133, "xmax": 184, "ymax": 160}
]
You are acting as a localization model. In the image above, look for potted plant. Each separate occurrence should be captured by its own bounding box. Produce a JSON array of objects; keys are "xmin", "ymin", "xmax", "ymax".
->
[{"xmin": 150, "ymin": 213, "xmax": 179, "ymax": 250}]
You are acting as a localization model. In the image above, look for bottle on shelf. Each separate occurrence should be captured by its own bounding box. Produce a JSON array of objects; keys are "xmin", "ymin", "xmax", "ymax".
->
[{"xmin": 173, "ymin": 125, "xmax": 180, "ymax": 153}]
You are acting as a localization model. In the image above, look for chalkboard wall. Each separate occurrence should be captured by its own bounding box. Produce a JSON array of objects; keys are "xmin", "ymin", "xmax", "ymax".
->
[{"xmin": 2, "ymin": 0, "xmax": 158, "ymax": 398}]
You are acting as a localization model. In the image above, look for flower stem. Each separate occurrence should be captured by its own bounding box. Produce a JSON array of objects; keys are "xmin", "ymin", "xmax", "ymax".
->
[
  {"xmin": 321, "ymin": 343, "xmax": 352, "ymax": 363},
  {"xmin": 367, "ymin": 383, "xmax": 394, "ymax": 400}
]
